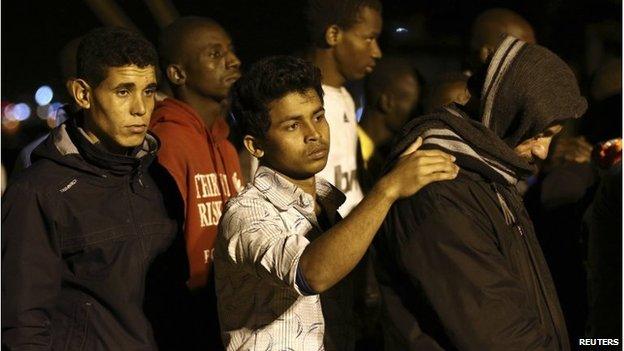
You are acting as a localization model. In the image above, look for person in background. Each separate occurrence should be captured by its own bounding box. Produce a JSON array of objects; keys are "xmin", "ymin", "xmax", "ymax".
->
[
  {"xmin": 359, "ymin": 56, "xmax": 421, "ymax": 186},
  {"xmin": 215, "ymin": 55, "xmax": 458, "ymax": 351},
  {"xmin": 469, "ymin": 7, "xmax": 536, "ymax": 68},
  {"xmin": 2, "ymin": 27, "xmax": 179, "ymax": 350},
  {"xmin": 423, "ymin": 72, "xmax": 471, "ymax": 114},
  {"xmin": 147, "ymin": 16, "xmax": 243, "ymax": 350},
  {"xmin": 306, "ymin": 0, "xmax": 382, "ymax": 216},
  {"xmin": 375, "ymin": 36, "xmax": 586, "ymax": 351}
]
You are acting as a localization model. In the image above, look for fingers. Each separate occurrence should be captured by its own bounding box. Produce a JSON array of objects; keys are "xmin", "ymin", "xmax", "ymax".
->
[
  {"xmin": 409, "ymin": 155, "xmax": 456, "ymax": 167},
  {"xmin": 400, "ymin": 137, "xmax": 423, "ymax": 157},
  {"xmin": 413, "ymin": 149, "xmax": 456, "ymax": 161},
  {"xmin": 421, "ymin": 169, "xmax": 459, "ymax": 184},
  {"xmin": 415, "ymin": 162, "xmax": 459, "ymax": 176}
]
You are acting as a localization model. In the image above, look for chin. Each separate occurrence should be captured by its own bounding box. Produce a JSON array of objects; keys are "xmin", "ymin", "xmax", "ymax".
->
[{"xmin": 120, "ymin": 136, "xmax": 145, "ymax": 148}]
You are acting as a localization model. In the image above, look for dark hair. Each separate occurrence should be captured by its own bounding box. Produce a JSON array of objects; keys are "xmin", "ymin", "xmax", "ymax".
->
[
  {"xmin": 306, "ymin": 0, "xmax": 382, "ymax": 47},
  {"xmin": 77, "ymin": 27, "xmax": 159, "ymax": 87},
  {"xmin": 364, "ymin": 56, "xmax": 419, "ymax": 108},
  {"xmin": 230, "ymin": 55, "xmax": 324, "ymax": 138}
]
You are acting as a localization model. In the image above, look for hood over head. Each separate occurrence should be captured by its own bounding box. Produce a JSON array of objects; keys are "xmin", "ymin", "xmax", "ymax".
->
[{"xmin": 477, "ymin": 36, "xmax": 588, "ymax": 147}]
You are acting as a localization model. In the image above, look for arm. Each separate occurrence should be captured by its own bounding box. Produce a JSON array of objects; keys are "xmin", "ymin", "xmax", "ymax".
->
[
  {"xmin": 395, "ymin": 195, "xmax": 559, "ymax": 351},
  {"xmin": 2, "ymin": 182, "xmax": 62, "ymax": 350},
  {"xmin": 299, "ymin": 138, "xmax": 458, "ymax": 293}
]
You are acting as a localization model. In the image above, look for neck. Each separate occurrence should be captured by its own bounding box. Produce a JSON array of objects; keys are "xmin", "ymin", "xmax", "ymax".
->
[
  {"xmin": 361, "ymin": 110, "xmax": 394, "ymax": 146},
  {"xmin": 81, "ymin": 113, "xmax": 129, "ymax": 155},
  {"xmin": 176, "ymin": 88, "xmax": 224, "ymax": 128},
  {"xmin": 310, "ymin": 48, "xmax": 346, "ymax": 88}
]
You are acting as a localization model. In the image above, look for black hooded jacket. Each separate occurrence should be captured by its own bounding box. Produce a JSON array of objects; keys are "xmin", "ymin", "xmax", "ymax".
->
[
  {"xmin": 2, "ymin": 116, "xmax": 180, "ymax": 350},
  {"xmin": 374, "ymin": 37, "xmax": 587, "ymax": 351}
]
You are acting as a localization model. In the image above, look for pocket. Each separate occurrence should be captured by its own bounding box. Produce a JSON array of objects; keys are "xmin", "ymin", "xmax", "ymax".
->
[{"xmin": 63, "ymin": 301, "xmax": 92, "ymax": 351}]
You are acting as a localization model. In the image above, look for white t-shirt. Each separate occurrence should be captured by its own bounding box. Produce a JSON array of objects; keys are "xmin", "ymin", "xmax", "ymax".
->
[{"xmin": 317, "ymin": 84, "xmax": 364, "ymax": 216}]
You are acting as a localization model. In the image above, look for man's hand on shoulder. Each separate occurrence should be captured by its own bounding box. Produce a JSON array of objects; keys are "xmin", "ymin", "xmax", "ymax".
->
[{"xmin": 380, "ymin": 137, "xmax": 459, "ymax": 200}]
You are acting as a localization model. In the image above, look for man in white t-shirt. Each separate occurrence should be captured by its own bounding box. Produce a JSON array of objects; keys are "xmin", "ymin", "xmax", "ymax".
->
[{"xmin": 306, "ymin": 0, "xmax": 383, "ymax": 216}]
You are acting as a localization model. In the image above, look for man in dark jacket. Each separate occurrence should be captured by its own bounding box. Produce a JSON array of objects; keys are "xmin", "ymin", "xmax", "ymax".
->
[
  {"xmin": 2, "ymin": 27, "xmax": 179, "ymax": 350},
  {"xmin": 374, "ymin": 36, "xmax": 587, "ymax": 351}
]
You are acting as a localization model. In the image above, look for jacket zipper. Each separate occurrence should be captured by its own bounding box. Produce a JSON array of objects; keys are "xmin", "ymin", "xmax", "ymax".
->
[
  {"xmin": 125, "ymin": 176, "xmax": 147, "ymax": 266},
  {"xmin": 515, "ymin": 219, "xmax": 566, "ymax": 350}
]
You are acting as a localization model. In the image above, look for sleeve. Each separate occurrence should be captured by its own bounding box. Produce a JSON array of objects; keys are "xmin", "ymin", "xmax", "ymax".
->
[
  {"xmin": 393, "ymin": 195, "xmax": 559, "ymax": 351},
  {"xmin": 2, "ymin": 181, "xmax": 62, "ymax": 350},
  {"xmin": 218, "ymin": 198, "xmax": 312, "ymax": 296}
]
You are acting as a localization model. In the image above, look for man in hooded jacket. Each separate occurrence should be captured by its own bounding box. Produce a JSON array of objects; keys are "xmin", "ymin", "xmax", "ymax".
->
[
  {"xmin": 374, "ymin": 36, "xmax": 587, "ymax": 351},
  {"xmin": 2, "ymin": 27, "xmax": 179, "ymax": 350}
]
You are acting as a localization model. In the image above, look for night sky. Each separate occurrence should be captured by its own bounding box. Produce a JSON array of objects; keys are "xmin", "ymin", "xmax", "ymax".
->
[{"xmin": 3, "ymin": 0, "xmax": 618, "ymax": 103}]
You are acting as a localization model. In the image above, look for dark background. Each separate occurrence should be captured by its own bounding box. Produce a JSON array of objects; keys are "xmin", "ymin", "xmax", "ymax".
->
[{"xmin": 1, "ymin": 0, "xmax": 621, "ymax": 173}]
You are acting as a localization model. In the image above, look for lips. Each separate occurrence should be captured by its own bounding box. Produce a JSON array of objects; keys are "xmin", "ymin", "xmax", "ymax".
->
[
  {"xmin": 307, "ymin": 146, "xmax": 328, "ymax": 159},
  {"xmin": 127, "ymin": 125, "xmax": 147, "ymax": 133},
  {"xmin": 224, "ymin": 72, "xmax": 241, "ymax": 84}
]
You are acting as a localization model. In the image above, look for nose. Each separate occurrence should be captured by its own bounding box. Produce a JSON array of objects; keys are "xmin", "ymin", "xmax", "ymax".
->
[
  {"xmin": 371, "ymin": 39, "xmax": 382, "ymax": 59},
  {"xmin": 304, "ymin": 121, "xmax": 321, "ymax": 143},
  {"xmin": 532, "ymin": 138, "xmax": 551, "ymax": 160},
  {"xmin": 131, "ymin": 94, "xmax": 147, "ymax": 117},
  {"xmin": 227, "ymin": 51, "xmax": 241, "ymax": 70}
]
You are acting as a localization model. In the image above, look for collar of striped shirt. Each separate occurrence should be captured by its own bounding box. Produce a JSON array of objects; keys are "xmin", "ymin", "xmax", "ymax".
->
[{"xmin": 252, "ymin": 165, "xmax": 346, "ymax": 220}]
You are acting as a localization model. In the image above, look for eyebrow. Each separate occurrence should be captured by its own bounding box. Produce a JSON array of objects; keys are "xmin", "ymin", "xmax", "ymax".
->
[
  {"xmin": 113, "ymin": 82, "xmax": 136, "ymax": 90},
  {"xmin": 112, "ymin": 82, "xmax": 158, "ymax": 90},
  {"xmin": 279, "ymin": 107, "xmax": 325, "ymax": 124}
]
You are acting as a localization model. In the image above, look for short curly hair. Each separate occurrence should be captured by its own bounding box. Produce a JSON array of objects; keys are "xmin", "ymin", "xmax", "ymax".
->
[
  {"xmin": 306, "ymin": 0, "xmax": 382, "ymax": 47},
  {"xmin": 77, "ymin": 27, "xmax": 159, "ymax": 87},
  {"xmin": 230, "ymin": 55, "xmax": 324, "ymax": 139}
]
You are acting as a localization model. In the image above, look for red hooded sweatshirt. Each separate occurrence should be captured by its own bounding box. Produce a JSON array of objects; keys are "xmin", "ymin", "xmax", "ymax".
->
[{"xmin": 150, "ymin": 98, "xmax": 243, "ymax": 289}]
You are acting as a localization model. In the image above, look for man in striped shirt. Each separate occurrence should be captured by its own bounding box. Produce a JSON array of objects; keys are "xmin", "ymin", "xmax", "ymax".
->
[{"xmin": 214, "ymin": 56, "xmax": 458, "ymax": 350}]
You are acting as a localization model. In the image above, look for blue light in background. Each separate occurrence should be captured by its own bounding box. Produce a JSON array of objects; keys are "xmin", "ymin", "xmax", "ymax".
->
[
  {"xmin": 13, "ymin": 103, "xmax": 31, "ymax": 121},
  {"xmin": 35, "ymin": 85, "xmax": 53, "ymax": 106},
  {"xmin": 395, "ymin": 27, "xmax": 408, "ymax": 33}
]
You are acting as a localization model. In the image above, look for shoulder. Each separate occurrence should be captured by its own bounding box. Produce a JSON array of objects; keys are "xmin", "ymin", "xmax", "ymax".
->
[
  {"xmin": 221, "ymin": 186, "xmax": 279, "ymax": 227},
  {"xmin": 3, "ymin": 160, "xmax": 80, "ymax": 214},
  {"xmin": 391, "ymin": 175, "xmax": 496, "ymax": 236}
]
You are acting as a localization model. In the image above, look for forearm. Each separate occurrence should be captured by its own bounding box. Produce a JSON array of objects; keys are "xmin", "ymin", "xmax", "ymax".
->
[{"xmin": 298, "ymin": 178, "xmax": 395, "ymax": 293}]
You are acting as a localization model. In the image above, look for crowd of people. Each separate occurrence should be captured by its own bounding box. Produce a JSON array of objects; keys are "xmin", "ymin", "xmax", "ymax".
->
[{"xmin": 1, "ymin": 0, "xmax": 621, "ymax": 350}]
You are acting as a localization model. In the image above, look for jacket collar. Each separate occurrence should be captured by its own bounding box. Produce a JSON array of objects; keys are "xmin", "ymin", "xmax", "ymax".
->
[{"xmin": 35, "ymin": 113, "xmax": 159, "ymax": 177}]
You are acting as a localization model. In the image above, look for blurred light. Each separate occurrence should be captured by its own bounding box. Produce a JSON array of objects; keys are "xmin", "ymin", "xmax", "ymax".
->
[
  {"xmin": 3, "ymin": 104, "xmax": 16, "ymax": 121},
  {"xmin": 395, "ymin": 27, "xmax": 408, "ymax": 33},
  {"xmin": 1, "ymin": 105, "xmax": 20, "ymax": 133},
  {"xmin": 13, "ymin": 103, "xmax": 31, "ymax": 121},
  {"xmin": 35, "ymin": 85, "xmax": 54, "ymax": 106},
  {"xmin": 37, "ymin": 104, "xmax": 51, "ymax": 119}
]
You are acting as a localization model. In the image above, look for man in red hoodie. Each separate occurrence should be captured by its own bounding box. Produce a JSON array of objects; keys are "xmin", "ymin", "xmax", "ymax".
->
[{"xmin": 148, "ymin": 16, "xmax": 243, "ymax": 349}]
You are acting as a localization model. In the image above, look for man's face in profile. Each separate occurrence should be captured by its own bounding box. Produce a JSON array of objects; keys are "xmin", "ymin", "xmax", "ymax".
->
[{"xmin": 514, "ymin": 124, "xmax": 563, "ymax": 163}]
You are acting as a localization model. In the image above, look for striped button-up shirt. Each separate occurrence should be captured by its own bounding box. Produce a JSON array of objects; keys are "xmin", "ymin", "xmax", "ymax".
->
[{"xmin": 215, "ymin": 166, "xmax": 345, "ymax": 350}]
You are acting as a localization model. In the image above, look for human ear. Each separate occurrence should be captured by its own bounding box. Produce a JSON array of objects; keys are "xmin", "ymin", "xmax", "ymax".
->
[
  {"xmin": 69, "ymin": 79, "xmax": 92, "ymax": 109},
  {"xmin": 243, "ymin": 135, "xmax": 265, "ymax": 158},
  {"xmin": 166, "ymin": 64, "xmax": 187, "ymax": 86},
  {"xmin": 325, "ymin": 25, "xmax": 342, "ymax": 47}
]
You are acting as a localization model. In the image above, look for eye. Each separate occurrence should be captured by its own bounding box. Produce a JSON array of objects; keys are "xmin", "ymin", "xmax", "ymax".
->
[
  {"xmin": 314, "ymin": 114, "xmax": 325, "ymax": 122},
  {"xmin": 144, "ymin": 88, "xmax": 156, "ymax": 96},
  {"xmin": 116, "ymin": 89, "xmax": 129, "ymax": 97},
  {"xmin": 209, "ymin": 50, "xmax": 224, "ymax": 59},
  {"xmin": 287, "ymin": 122, "xmax": 300, "ymax": 131}
]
